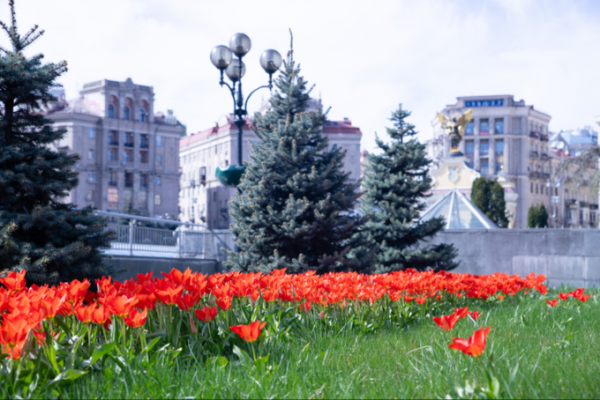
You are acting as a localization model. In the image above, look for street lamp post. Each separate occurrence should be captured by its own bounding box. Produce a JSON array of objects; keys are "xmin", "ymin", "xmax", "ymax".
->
[{"xmin": 210, "ymin": 33, "xmax": 282, "ymax": 187}]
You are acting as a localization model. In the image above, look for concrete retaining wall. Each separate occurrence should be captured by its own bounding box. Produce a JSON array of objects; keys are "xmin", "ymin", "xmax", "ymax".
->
[
  {"xmin": 106, "ymin": 229, "xmax": 600, "ymax": 288},
  {"xmin": 107, "ymin": 256, "xmax": 219, "ymax": 282},
  {"xmin": 425, "ymin": 229, "xmax": 600, "ymax": 288}
]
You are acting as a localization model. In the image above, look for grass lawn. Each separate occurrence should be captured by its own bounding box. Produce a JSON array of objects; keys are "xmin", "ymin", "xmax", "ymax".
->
[{"xmin": 60, "ymin": 288, "xmax": 600, "ymax": 399}]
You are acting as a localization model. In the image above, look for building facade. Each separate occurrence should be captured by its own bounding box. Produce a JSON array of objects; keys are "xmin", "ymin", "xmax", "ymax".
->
[
  {"xmin": 427, "ymin": 95, "xmax": 552, "ymax": 228},
  {"xmin": 44, "ymin": 78, "xmax": 183, "ymax": 218},
  {"xmin": 547, "ymin": 126, "xmax": 599, "ymax": 228},
  {"xmin": 179, "ymin": 99, "xmax": 363, "ymax": 228}
]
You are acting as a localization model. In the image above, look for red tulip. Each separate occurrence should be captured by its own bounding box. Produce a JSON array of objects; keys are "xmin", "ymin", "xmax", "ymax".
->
[
  {"xmin": 404, "ymin": 295, "xmax": 413, "ymax": 303},
  {"xmin": 216, "ymin": 296, "xmax": 232, "ymax": 311},
  {"xmin": 546, "ymin": 299, "xmax": 558, "ymax": 307},
  {"xmin": 230, "ymin": 321, "xmax": 267, "ymax": 342},
  {"xmin": 469, "ymin": 310, "xmax": 481, "ymax": 320},
  {"xmin": 155, "ymin": 286, "xmax": 183, "ymax": 306},
  {"xmin": 448, "ymin": 326, "xmax": 491, "ymax": 357},
  {"xmin": 433, "ymin": 313, "xmax": 460, "ymax": 331},
  {"xmin": 124, "ymin": 308, "xmax": 148, "ymax": 328},
  {"xmin": 454, "ymin": 307, "xmax": 469, "ymax": 319},
  {"xmin": 0, "ymin": 270, "xmax": 26, "ymax": 292},
  {"xmin": 104, "ymin": 295, "xmax": 139, "ymax": 318},
  {"xmin": 195, "ymin": 305, "xmax": 218, "ymax": 322},
  {"xmin": 558, "ymin": 293, "xmax": 570, "ymax": 301},
  {"xmin": 0, "ymin": 317, "xmax": 29, "ymax": 347},
  {"xmin": 299, "ymin": 302, "xmax": 312, "ymax": 313},
  {"xmin": 415, "ymin": 296, "xmax": 427, "ymax": 305},
  {"xmin": 578, "ymin": 294, "xmax": 590, "ymax": 303},
  {"xmin": 74, "ymin": 303, "xmax": 94, "ymax": 323}
]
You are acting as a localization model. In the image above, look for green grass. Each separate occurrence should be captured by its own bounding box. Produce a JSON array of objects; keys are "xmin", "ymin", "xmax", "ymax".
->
[{"xmin": 58, "ymin": 289, "xmax": 600, "ymax": 399}]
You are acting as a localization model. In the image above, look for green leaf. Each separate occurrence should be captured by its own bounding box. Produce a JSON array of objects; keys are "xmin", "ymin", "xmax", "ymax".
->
[
  {"xmin": 44, "ymin": 369, "xmax": 88, "ymax": 389},
  {"xmin": 233, "ymin": 345, "xmax": 253, "ymax": 369},
  {"xmin": 91, "ymin": 343, "xmax": 115, "ymax": 365},
  {"xmin": 206, "ymin": 356, "xmax": 228, "ymax": 370}
]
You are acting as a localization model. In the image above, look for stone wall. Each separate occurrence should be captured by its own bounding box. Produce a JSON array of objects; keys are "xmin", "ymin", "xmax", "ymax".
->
[
  {"xmin": 107, "ymin": 229, "xmax": 600, "ymax": 288},
  {"xmin": 425, "ymin": 229, "xmax": 600, "ymax": 288},
  {"xmin": 108, "ymin": 256, "xmax": 219, "ymax": 282}
]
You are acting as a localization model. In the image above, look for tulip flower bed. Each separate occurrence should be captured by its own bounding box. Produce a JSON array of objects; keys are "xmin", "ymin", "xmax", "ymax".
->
[{"xmin": 2, "ymin": 268, "xmax": 600, "ymax": 399}]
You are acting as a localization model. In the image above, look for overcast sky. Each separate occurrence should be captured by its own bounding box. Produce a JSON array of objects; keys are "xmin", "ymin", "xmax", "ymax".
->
[{"xmin": 3, "ymin": 0, "xmax": 599, "ymax": 151}]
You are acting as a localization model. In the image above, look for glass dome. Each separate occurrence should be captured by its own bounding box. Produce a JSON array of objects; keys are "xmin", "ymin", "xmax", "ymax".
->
[{"xmin": 420, "ymin": 189, "xmax": 498, "ymax": 229}]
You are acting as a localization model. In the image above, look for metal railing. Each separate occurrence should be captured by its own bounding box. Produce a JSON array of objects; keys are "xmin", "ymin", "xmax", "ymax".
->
[{"xmin": 94, "ymin": 210, "xmax": 232, "ymax": 259}]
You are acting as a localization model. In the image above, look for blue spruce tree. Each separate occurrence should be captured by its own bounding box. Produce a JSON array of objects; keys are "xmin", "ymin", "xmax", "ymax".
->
[
  {"xmin": 361, "ymin": 105, "xmax": 458, "ymax": 273},
  {"xmin": 224, "ymin": 46, "xmax": 368, "ymax": 274},
  {"xmin": 0, "ymin": 1, "xmax": 114, "ymax": 285}
]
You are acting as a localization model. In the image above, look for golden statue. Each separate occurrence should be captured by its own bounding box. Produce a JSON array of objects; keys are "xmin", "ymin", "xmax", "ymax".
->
[{"xmin": 437, "ymin": 108, "xmax": 473, "ymax": 157}]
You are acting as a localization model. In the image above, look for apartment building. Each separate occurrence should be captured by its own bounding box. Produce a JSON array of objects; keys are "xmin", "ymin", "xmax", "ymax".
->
[
  {"xmin": 44, "ymin": 78, "xmax": 183, "ymax": 218},
  {"xmin": 427, "ymin": 95, "xmax": 552, "ymax": 228},
  {"xmin": 548, "ymin": 126, "xmax": 599, "ymax": 228},
  {"xmin": 179, "ymin": 98, "xmax": 363, "ymax": 228}
]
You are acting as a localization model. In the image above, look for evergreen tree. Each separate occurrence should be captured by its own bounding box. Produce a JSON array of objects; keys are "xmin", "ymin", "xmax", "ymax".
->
[
  {"xmin": 537, "ymin": 204, "xmax": 549, "ymax": 228},
  {"xmin": 0, "ymin": 1, "xmax": 114, "ymax": 285},
  {"xmin": 527, "ymin": 205, "xmax": 539, "ymax": 228},
  {"xmin": 527, "ymin": 204, "xmax": 547, "ymax": 228},
  {"xmin": 359, "ymin": 105, "xmax": 458, "ymax": 273},
  {"xmin": 224, "ymin": 48, "xmax": 365, "ymax": 274},
  {"xmin": 471, "ymin": 177, "xmax": 509, "ymax": 228}
]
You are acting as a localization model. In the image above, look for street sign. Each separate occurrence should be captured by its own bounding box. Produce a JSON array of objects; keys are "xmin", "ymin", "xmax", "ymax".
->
[{"xmin": 551, "ymin": 196, "xmax": 559, "ymax": 204}]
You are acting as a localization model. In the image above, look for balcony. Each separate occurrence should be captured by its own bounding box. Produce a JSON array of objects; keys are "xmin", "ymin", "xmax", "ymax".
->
[
  {"xmin": 528, "ymin": 171, "xmax": 540, "ymax": 179},
  {"xmin": 124, "ymin": 141, "xmax": 134, "ymax": 148},
  {"xmin": 529, "ymin": 151, "xmax": 539, "ymax": 158},
  {"xmin": 541, "ymin": 173, "xmax": 550, "ymax": 180},
  {"xmin": 591, "ymin": 204, "xmax": 599, "ymax": 210},
  {"xmin": 566, "ymin": 199, "xmax": 576, "ymax": 206},
  {"xmin": 108, "ymin": 139, "xmax": 119, "ymax": 146},
  {"xmin": 580, "ymin": 201, "xmax": 589, "ymax": 208},
  {"xmin": 540, "ymin": 153, "xmax": 549, "ymax": 161},
  {"xmin": 529, "ymin": 131, "xmax": 540, "ymax": 139},
  {"xmin": 540, "ymin": 134, "xmax": 549, "ymax": 142}
]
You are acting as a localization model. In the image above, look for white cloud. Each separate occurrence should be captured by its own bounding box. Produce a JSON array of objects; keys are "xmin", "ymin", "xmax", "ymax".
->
[{"xmin": 2, "ymin": 0, "xmax": 599, "ymax": 151}]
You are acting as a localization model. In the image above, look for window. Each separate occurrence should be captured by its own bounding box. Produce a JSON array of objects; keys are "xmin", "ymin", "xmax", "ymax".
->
[
  {"xmin": 125, "ymin": 172, "xmax": 133, "ymax": 188},
  {"xmin": 88, "ymin": 149, "xmax": 95, "ymax": 160},
  {"xmin": 124, "ymin": 132, "xmax": 134, "ymax": 147},
  {"xmin": 109, "ymin": 130, "xmax": 119, "ymax": 145},
  {"xmin": 495, "ymin": 162, "xmax": 503, "ymax": 174},
  {"xmin": 465, "ymin": 122, "xmax": 474, "ymax": 135},
  {"xmin": 535, "ymin": 183, "xmax": 538, "ymax": 194},
  {"xmin": 465, "ymin": 141, "xmax": 474, "ymax": 155},
  {"xmin": 107, "ymin": 188, "xmax": 118, "ymax": 208},
  {"xmin": 480, "ymin": 159, "xmax": 489, "ymax": 175},
  {"xmin": 156, "ymin": 135, "xmax": 163, "ymax": 147},
  {"xmin": 495, "ymin": 140, "xmax": 504, "ymax": 155},
  {"xmin": 139, "ymin": 151, "xmax": 149, "ymax": 164},
  {"xmin": 494, "ymin": 119, "xmax": 504, "ymax": 134},
  {"xmin": 138, "ymin": 190, "xmax": 148, "ymax": 210},
  {"xmin": 123, "ymin": 150, "xmax": 133, "ymax": 163},
  {"xmin": 139, "ymin": 108, "xmax": 145, "ymax": 122},
  {"xmin": 108, "ymin": 149, "xmax": 117, "ymax": 161},
  {"xmin": 480, "ymin": 141, "xmax": 489, "ymax": 156},
  {"xmin": 140, "ymin": 174, "xmax": 149, "ymax": 190},
  {"xmin": 87, "ymin": 171, "xmax": 95, "ymax": 183},
  {"xmin": 108, "ymin": 104, "xmax": 115, "ymax": 118},
  {"xmin": 140, "ymin": 134, "xmax": 149, "ymax": 149},
  {"xmin": 88, "ymin": 127, "xmax": 95, "ymax": 139},
  {"xmin": 155, "ymin": 155, "xmax": 163, "ymax": 166},
  {"xmin": 123, "ymin": 106, "xmax": 130, "ymax": 121},
  {"xmin": 155, "ymin": 194, "xmax": 162, "ymax": 206},
  {"xmin": 480, "ymin": 120, "xmax": 489, "ymax": 135},
  {"xmin": 86, "ymin": 190, "xmax": 94, "ymax": 202},
  {"xmin": 200, "ymin": 167, "xmax": 206, "ymax": 183},
  {"xmin": 109, "ymin": 170, "xmax": 118, "ymax": 186},
  {"xmin": 531, "ymin": 182, "xmax": 533, "ymax": 193},
  {"xmin": 155, "ymin": 176, "xmax": 161, "ymax": 186}
]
